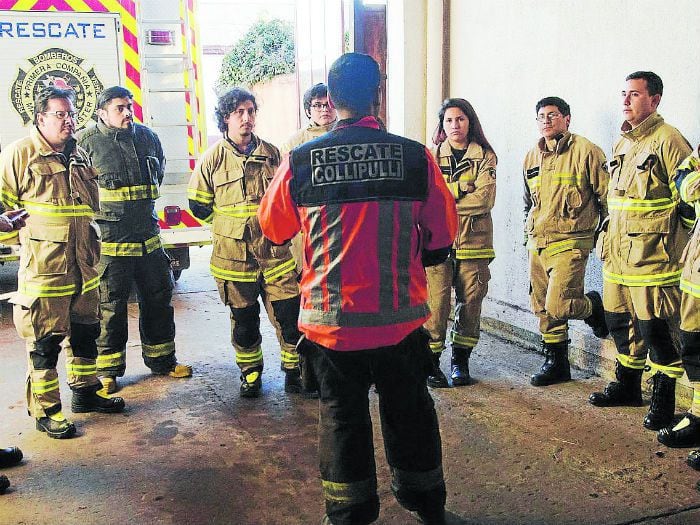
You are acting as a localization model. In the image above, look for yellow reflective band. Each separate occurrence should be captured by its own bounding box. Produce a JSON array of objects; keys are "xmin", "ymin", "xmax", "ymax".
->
[
  {"xmin": 455, "ymin": 248, "xmax": 495, "ymax": 259},
  {"xmin": 616, "ymin": 354, "xmax": 647, "ymax": 370},
  {"xmin": 211, "ymin": 264, "xmax": 259, "ymax": 282},
  {"xmin": 541, "ymin": 238, "xmax": 593, "ymax": 257},
  {"xmin": 681, "ymin": 279, "xmax": 700, "ymax": 299},
  {"xmin": 82, "ymin": 276, "xmax": 100, "ymax": 294},
  {"xmin": 680, "ymin": 168, "xmax": 700, "ymax": 202},
  {"xmin": 280, "ymin": 350, "xmax": 299, "ymax": 364},
  {"xmin": 214, "ymin": 204, "xmax": 259, "ymax": 218},
  {"xmin": 142, "ymin": 341, "xmax": 176, "ymax": 358},
  {"xmin": 21, "ymin": 201, "xmax": 94, "ymax": 217},
  {"xmin": 608, "ymin": 197, "xmax": 676, "ymax": 212},
  {"xmin": 450, "ymin": 333, "xmax": 479, "ymax": 347},
  {"xmin": 458, "ymin": 173, "xmax": 476, "ymax": 183},
  {"xmin": 603, "ymin": 268, "xmax": 681, "ymax": 287},
  {"xmin": 528, "ymin": 175, "xmax": 541, "ymax": 190},
  {"xmin": 32, "ymin": 378, "xmax": 59, "ymax": 394},
  {"xmin": 681, "ymin": 216, "xmax": 696, "ymax": 229},
  {"xmin": 244, "ymin": 370, "xmax": 260, "ymax": 383},
  {"xmin": 99, "ymin": 184, "xmax": 160, "ymax": 202},
  {"xmin": 236, "ymin": 347, "xmax": 263, "ymax": 363},
  {"xmin": 187, "ymin": 187, "xmax": 214, "ymax": 204},
  {"xmin": 67, "ymin": 364, "xmax": 97, "ymax": 376},
  {"xmin": 0, "ymin": 230, "xmax": 18, "ymax": 243},
  {"xmin": 428, "ymin": 341, "xmax": 445, "ymax": 353},
  {"xmin": 647, "ymin": 360, "xmax": 684, "ymax": 379},
  {"xmin": 1, "ymin": 189, "xmax": 19, "ymax": 207},
  {"xmin": 19, "ymin": 281, "xmax": 77, "ymax": 298},
  {"xmin": 322, "ymin": 478, "xmax": 376, "ymax": 504},
  {"xmin": 550, "ymin": 173, "xmax": 582, "ymax": 185},
  {"xmin": 102, "ymin": 235, "xmax": 162, "ymax": 257},
  {"xmin": 542, "ymin": 329, "xmax": 568, "ymax": 343},
  {"xmin": 97, "ymin": 352, "xmax": 125, "ymax": 366},
  {"xmin": 693, "ymin": 390, "xmax": 700, "ymax": 408},
  {"xmin": 202, "ymin": 212, "xmax": 214, "ymax": 224},
  {"xmin": 263, "ymin": 258, "xmax": 296, "ymax": 283}
]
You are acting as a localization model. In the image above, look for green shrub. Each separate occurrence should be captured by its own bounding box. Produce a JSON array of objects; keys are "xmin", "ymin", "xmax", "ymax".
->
[{"xmin": 216, "ymin": 18, "xmax": 295, "ymax": 93}]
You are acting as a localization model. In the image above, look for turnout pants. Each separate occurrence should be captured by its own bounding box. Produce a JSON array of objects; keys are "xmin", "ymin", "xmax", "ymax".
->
[
  {"xmin": 97, "ymin": 248, "xmax": 177, "ymax": 376},
  {"xmin": 302, "ymin": 329, "xmax": 446, "ymax": 525},
  {"xmin": 425, "ymin": 257, "xmax": 490, "ymax": 354},
  {"xmin": 11, "ymin": 289, "xmax": 100, "ymax": 418},
  {"xmin": 680, "ymin": 292, "xmax": 700, "ymax": 413},
  {"xmin": 529, "ymin": 247, "xmax": 592, "ymax": 344},
  {"xmin": 603, "ymin": 281, "xmax": 682, "ymax": 377}
]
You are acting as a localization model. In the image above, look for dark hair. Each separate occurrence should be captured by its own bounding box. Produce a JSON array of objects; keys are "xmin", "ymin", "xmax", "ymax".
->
[
  {"xmin": 327, "ymin": 53, "xmax": 380, "ymax": 114},
  {"xmin": 33, "ymin": 86, "xmax": 76, "ymax": 125},
  {"xmin": 626, "ymin": 71, "xmax": 663, "ymax": 97},
  {"xmin": 535, "ymin": 96, "xmax": 571, "ymax": 117},
  {"xmin": 303, "ymin": 83, "xmax": 328, "ymax": 115},
  {"xmin": 433, "ymin": 98, "xmax": 495, "ymax": 154},
  {"xmin": 97, "ymin": 86, "xmax": 133, "ymax": 110},
  {"xmin": 215, "ymin": 87, "xmax": 257, "ymax": 133}
]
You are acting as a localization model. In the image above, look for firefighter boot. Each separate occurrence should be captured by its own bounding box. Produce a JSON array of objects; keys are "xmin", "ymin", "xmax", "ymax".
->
[
  {"xmin": 427, "ymin": 352, "xmax": 449, "ymax": 388},
  {"xmin": 451, "ymin": 347, "xmax": 473, "ymax": 386},
  {"xmin": 589, "ymin": 361, "xmax": 643, "ymax": 407},
  {"xmin": 583, "ymin": 291, "xmax": 609, "ymax": 338},
  {"xmin": 0, "ymin": 475, "xmax": 9, "ymax": 495},
  {"xmin": 0, "ymin": 447, "xmax": 22, "ymax": 468},
  {"xmin": 657, "ymin": 413, "xmax": 700, "ymax": 448},
  {"xmin": 284, "ymin": 368, "xmax": 303, "ymax": 394},
  {"xmin": 240, "ymin": 366, "xmax": 263, "ymax": 398},
  {"xmin": 687, "ymin": 450, "xmax": 700, "ymax": 471},
  {"xmin": 530, "ymin": 342, "xmax": 571, "ymax": 386},
  {"xmin": 35, "ymin": 411, "xmax": 77, "ymax": 439},
  {"xmin": 71, "ymin": 385, "xmax": 125, "ymax": 414},
  {"xmin": 99, "ymin": 376, "xmax": 118, "ymax": 395},
  {"xmin": 643, "ymin": 372, "xmax": 676, "ymax": 430}
]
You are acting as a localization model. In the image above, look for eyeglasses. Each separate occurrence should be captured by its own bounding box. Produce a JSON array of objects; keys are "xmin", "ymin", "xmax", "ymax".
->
[
  {"xmin": 43, "ymin": 110, "xmax": 76, "ymax": 120},
  {"xmin": 310, "ymin": 102, "xmax": 331, "ymax": 111},
  {"xmin": 536, "ymin": 112, "xmax": 563, "ymax": 123}
]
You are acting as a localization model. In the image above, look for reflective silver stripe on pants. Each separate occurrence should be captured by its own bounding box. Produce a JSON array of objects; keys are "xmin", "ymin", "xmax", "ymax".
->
[
  {"xmin": 390, "ymin": 464, "xmax": 444, "ymax": 492},
  {"xmin": 300, "ymin": 303, "xmax": 429, "ymax": 327}
]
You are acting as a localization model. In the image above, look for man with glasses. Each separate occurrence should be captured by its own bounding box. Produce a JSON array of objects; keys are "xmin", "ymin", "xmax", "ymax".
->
[
  {"xmin": 589, "ymin": 72, "xmax": 692, "ymax": 432},
  {"xmin": 0, "ymin": 86, "xmax": 125, "ymax": 439},
  {"xmin": 77, "ymin": 86, "xmax": 192, "ymax": 395},
  {"xmin": 188, "ymin": 87, "xmax": 302, "ymax": 397},
  {"xmin": 523, "ymin": 96, "xmax": 609, "ymax": 387},
  {"xmin": 281, "ymin": 83, "xmax": 337, "ymax": 155}
]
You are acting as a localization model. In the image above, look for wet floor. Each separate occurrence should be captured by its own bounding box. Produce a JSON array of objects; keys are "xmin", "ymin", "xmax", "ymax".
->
[{"xmin": 1, "ymin": 246, "xmax": 699, "ymax": 524}]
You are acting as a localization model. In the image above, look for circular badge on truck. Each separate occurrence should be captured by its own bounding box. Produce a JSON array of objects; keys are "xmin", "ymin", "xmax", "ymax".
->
[{"xmin": 10, "ymin": 47, "xmax": 104, "ymax": 128}]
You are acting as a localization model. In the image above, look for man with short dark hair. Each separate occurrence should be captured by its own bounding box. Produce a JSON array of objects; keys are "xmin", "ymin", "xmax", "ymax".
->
[
  {"xmin": 281, "ymin": 83, "xmax": 337, "ymax": 155},
  {"xmin": 523, "ymin": 96, "xmax": 609, "ymax": 386},
  {"xmin": 188, "ymin": 87, "xmax": 302, "ymax": 397},
  {"xmin": 259, "ymin": 53, "xmax": 457, "ymax": 525},
  {"xmin": 0, "ymin": 86, "xmax": 125, "ymax": 439},
  {"xmin": 78, "ymin": 85, "xmax": 192, "ymax": 394},
  {"xmin": 589, "ymin": 71, "xmax": 692, "ymax": 431}
]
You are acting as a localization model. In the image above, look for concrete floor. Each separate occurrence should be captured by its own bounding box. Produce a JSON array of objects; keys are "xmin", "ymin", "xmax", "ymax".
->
[{"xmin": 1, "ymin": 247, "xmax": 700, "ymax": 525}]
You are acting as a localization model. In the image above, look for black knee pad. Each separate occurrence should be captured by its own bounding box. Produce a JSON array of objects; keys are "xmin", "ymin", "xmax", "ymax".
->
[
  {"xmin": 604, "ymin": 311, "xmax": 634, "ymax": 354},
  {"xmin": 638, "ymin": 318, "xmax": 678, "ymax": 366},
  {"xmin": 231, "ymin": 303, "xmax": 261, "ymax": 347},
  {"xmin": 271, "ymin": 296, "xmax": 301, "ymax": 344},
  {"xmin": 680, "ymin": 330, "xmax": 700, "ymax": 381},
  {"xmin": 30, "ymin": 334, "xmax": 64, "ymax": 369},
  {"xmin": 69, "ymin": 322, "xmax": 100, "ymax": 359}
]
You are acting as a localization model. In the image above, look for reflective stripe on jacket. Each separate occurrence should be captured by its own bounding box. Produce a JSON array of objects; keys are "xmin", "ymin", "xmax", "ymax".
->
[
  {"xmin": 258, "ymin": 116, "xmax": 458, "ymax": 351},
  {"xmin": 602, "ymin": 112, "xmax": 691, "ymax": 287},
  {"xmin": 433, "ymin": 141, "xmax": 496, "ymax": 259},
  {"xmin": 0, "ymin": 128, "xmax": 101, "ymax": 297},
  {"xmin": 523, "ymin": 131, "xmax": 608, "ymax": 251}
]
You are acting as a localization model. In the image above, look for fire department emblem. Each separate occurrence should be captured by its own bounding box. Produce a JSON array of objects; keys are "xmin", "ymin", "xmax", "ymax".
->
[{"xmin": 11, "ymin": 47, "xmax": 103, "ymax": 128}]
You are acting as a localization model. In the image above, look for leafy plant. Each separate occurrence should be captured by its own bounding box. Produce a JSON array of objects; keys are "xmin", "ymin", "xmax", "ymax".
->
[{"xmin": 216, "ymin": 18, "xmax": 295, "ymax": 92}]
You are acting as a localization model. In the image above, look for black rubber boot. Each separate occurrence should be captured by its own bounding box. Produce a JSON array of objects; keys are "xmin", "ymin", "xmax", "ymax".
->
[
  {"xmin": 0, "ymin": 475, "xmax": 9, "ymax": 495},
  {"xmin": 589, "ymin": 361, "xmax": 643, "ymax": 407},
  {"xmin": 0, "ymin": 447, "xmax": 23, "ymax": 468},
  {"xmin": 687, "ymin": 450, "xmax": 700, "ymax": 471},
  {"xmin": 530, "ymin": 342, "xmax": 571, "ymax": 386},
  {"xmin": 71, "ymin": 385, "xmax": 125, "ymax": 414},
  {"xmin": 451, "ymin": 347, "xmax": 472, "ymax": 386},
  {"xmin": 427, "ymin": 353, "xmax": 449, "ymax": 388},
  {"xmin": 36, "ymin": 413, "xmax": 77, "ymax": 439},
  {"xmin": 284, "ymin": 368, "xmax": 303, "ymax": 394},
  {"xmin": 658, "ymin": 413, "xmax": 700, "ymax": 448},
  {"xmin": 643, "ymin": 372, "xmax": 676, "ymax": 430},
  {"xmin": 240, "ymin": 366, "xmax": 263, "ymax": 398},
  {"xmin": 584, "ymin": 291, "xmax": 609, "ymax": 338}
]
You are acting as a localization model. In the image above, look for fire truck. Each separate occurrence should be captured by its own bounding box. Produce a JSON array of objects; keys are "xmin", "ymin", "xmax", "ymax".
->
[{"xmin": 0, "ymin": 0, "xmax": 209, "ymax": 280}]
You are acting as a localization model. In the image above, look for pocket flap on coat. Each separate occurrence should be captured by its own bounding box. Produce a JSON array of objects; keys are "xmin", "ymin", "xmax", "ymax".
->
[
  {"xmin": 626, "ymin": 214, "xmax": 671, "ymax": 234},
  {"xmin": 28, "ymin": 223, "xmax": 70, "ymax": 242}
]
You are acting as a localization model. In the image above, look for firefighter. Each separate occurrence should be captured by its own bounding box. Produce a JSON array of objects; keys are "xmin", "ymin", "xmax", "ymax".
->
[
  {"xmin": 188, "ymin": 87, "xmax": 302, "ymax": 398},
  {"xmin": 0, "ymin": 87, "xmax": 125, "ymax": 439},
  {"xmin": 77, "ymin": 86, "xmax": 192, "ymax": 394},
  {"xmin": 424, "ymin": 98, "xmax": 496, "ymax": 388},
  {"xmin": 259, "ymin": 53, "xmax": 457, "ymax": 525},
  {"xmin": 655, "ymin": 149, "xmax": 700, "ymax": 468},
  {"xmin": 280, "ymin": 83, "xmax": 338, "ymax": 278},
  {"xmin": 589, "ymin": 72, "xmax": 691, "ymax": 431},
  {"xmin": 524, "ymin": 96, "xmax": 610, "ymax": 386}
]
